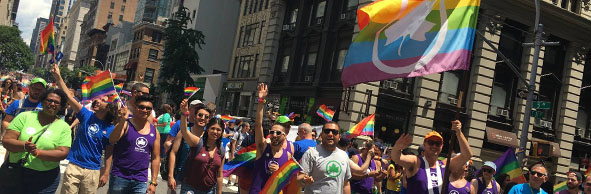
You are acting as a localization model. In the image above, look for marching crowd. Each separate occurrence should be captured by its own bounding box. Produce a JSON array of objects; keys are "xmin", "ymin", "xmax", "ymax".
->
[{"xmin": 0, "ymin": 65, "xmax": 590, "ymax": 194}]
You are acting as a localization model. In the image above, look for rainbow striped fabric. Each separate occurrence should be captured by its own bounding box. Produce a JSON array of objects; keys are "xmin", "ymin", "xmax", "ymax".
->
[
  {"xmin": 40, "ymin": 17, "xmax": 55, "ymax": 54},
  {"xmin": 120, "ymin": 90, "xmax": 132, "ymax": 96},
  {"xmin": 108, "ymin": 94, "xmax": 121, "ymax": 103},
  {"xmin": 316, "ymin": 104, "xmax": 335, "ymax": 122},
  {"xmin": 81, "ymin": 71, "xmax": 116, "ymax": 101},
  {"xmin": 342, "ymin": 0, "xmax": 480, "ymax": 87},
  {"xmin": 346, "ymin": 114, "xmax": 375, "ymax": 138},
  {"xmin": 184, "ymin": 87, "xmax": 199, "ymax": 96},
  {"xmin": 553, "ymin": 181, "xmax": 567, "ymax": 193},
  {"xmin": 260, "ymin": 158, "xmax": 301, "ymax": 194},
  {"xmin": 114, "ymin": 83, "xmax": 123, "ymax": 91},
  {"xmin": 220, "ymin": 115, "xmax": 232, "ymax": 122},
  {"xmin": 493, "ymin": 148, "xmax": 527, "ymax": 184},
  {"xmin": 223, "ymin": 149, "xmax": 256, "ymax": 178}
]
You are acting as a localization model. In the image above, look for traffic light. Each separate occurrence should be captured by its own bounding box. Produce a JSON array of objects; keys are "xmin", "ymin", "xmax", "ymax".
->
[{"xmin": 530, "ymin": 142, "xmax": 552, "ymax": 157}]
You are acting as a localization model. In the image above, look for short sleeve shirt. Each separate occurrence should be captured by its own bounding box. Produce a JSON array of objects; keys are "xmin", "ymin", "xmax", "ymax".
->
[
  {"xmin": 8, "ymin": 111, "xmax": 72, "ymax": 171},
  {"xmin": 4, "ymin": 97, "xmax": 43, "ymax": 116},
  {"xmin": 508, "ymin": 183, "xmax": 548, "ymax": 194},
  {"xmin": 157, "ymin": 113, "xmax": 172, "ymax": 134},
  {"xmin": 301, "ymin": 145, "xmax": 352, "ymax": 194},
  {"xmin": 293, "ymin": 139, "xmax": 317, "ymax": 161},
  {"xmin": 66, "ymin": 107, "xmax": 114, "ymax": 170}
]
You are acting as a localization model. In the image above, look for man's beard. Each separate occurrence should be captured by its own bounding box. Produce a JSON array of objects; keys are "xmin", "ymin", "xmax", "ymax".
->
[{"xmin": 271, "ymin": 138, "xmax": 285, "ymax": 146}]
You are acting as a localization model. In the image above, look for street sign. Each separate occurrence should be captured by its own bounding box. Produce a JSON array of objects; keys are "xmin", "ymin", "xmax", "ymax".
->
[
  {"xmin": 533, "ymin": 101, "xmax": 551, "ymax": 109},
  {"xmin": 517, "ymin": 89, "xmax": 539, "ymax": 101},
  {"xmin": 531, "ymin": 110, "xmax": 544, "ymax": 118}
]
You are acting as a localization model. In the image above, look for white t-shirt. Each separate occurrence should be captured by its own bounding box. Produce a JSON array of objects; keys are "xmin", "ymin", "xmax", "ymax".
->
[{"xmin": 301, "ymin": 145, "xmax": 352, "ymax": 194}]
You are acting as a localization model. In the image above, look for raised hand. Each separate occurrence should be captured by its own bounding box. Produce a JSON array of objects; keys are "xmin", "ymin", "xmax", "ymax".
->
[
  {"xmin": 180, "ymin": 99, "xmax": 188, "ymax": 113},
  {"xmin": 257, "ymin": 83, "xmax": 268, "ymax": 99},
  {"xmin": 50, "ymin": 64, "xmax": 61, "ymax": 79},
  {"xmin": 117, "ymin": 106, "xmax": 129, "ymax": 121},
  {"xmin": 451, "ymin": 120, "xmax": 462, "ymax": 133},
  {"xmin": 392, "ymin": 133, "xmax": 412, "ymax": 151}
]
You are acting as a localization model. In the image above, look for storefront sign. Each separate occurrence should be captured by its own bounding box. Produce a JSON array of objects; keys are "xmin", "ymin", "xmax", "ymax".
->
[
  {"xmin": 226, "ymin": 82, "xmax": 243, "ymax": 90},
  {"xmin": 486, "ymin": 127, "xmax": 519, "ymax": 147}
]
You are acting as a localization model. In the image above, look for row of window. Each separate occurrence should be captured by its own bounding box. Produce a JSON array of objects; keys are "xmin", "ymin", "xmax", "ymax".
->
[
  {"xmin": 237, "ymin": 21, "xmax": 265, "ymax": 47},
  {"xmin": 110, "ymin": 1, "xmax": 125, "ymax": 12},
  {"xmin": 231, "ymin": 54, "xmax": 259, "ymax": 78},
  {"xmin": 133, "ymin": 30, "xmax": 162, "ymax": 43},
  {"xmin": 242, "ymin": 0, "xmax": 269, "ymax": 16},
  {"xmin": 276, "ymin": 48, "xmax": 347, "ymax": 83}
]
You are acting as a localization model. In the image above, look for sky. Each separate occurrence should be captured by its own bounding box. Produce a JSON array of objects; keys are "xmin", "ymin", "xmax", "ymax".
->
[{"xmin": 16, "ymin": 0, "xmax": 52, "ymax": 46}]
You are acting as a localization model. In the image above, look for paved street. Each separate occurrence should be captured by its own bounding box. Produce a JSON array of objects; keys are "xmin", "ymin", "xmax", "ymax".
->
[{"xmin": 0, "ymin": 144, "xmax": 239, "ymax": 193}]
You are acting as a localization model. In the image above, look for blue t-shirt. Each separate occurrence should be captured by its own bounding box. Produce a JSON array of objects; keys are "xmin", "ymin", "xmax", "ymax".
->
[
  {"xmin": 293, "ymin": 139, "xmax": 317, "ymax": 161},
  {"xmin": 66, "ymin": 107, "xmax": 115, "ymax": 170},
  {"xmin": 169, "ymin": 121, "xmax": 198, "ymax": 137},
  {"xmin": 508, "ymin": 183, "xmax": 547, "ymax": 194},
  {"xmin": 4, "ymin": 97, "xmax": 43, "ymax": 116}
]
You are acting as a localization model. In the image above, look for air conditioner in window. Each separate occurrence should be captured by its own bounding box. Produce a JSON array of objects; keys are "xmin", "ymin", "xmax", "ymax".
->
[
  {"xmin": 282, "ymin": 24, "xmax": 292, "ymax": 31},
  {"xmin": 390, "ymin": 82, "xmax": 399, "ymax": 90},
  {"xmin": 448, "ymin": 97, "xmax": 458, "ymax": 105},
  {"xmin": 316, "ymin": 18, "xmax": 323, "ymax": 25},
  {"xmin": 542, "ymin": 121, "xmax": 553, "ymax": 128},
  {"xmin": 533, "ymin": 118, "xmax": 543, "ymax": 127},
  {"xmin": 340, "ymin": 13, "xmax": 348, "ymax": 20},
  {"xmin": 304, "ymin": 76, "xmax": 313, "ymax": 82},
  {"xmin": 496, "ymin": 108, "xmax": 510, "ymax": 117},
  {"xmin": 382, "ymin": 81, "xmax": 390, "ymax": 89}
]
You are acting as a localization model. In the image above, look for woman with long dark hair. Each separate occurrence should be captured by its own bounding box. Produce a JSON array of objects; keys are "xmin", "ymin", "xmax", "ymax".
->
[{"xmin": 178, "ymin": 99, "xmax": 224, "ymax": 194}]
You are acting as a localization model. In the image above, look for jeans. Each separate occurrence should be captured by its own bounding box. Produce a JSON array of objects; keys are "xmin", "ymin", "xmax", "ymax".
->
[
  {"xmin": 0, "ymin": 167, "xmax": 61, "ymax": 194},
  {"xmin": 384, "ymin": 190, "xmax": 399, "ymax": 194},
  {"xmin": 180, "ymin": 182, "xmax": 216, "ymax": 194},
  {"xmin": 108, "ymin": 174, "xmax": 148, "ymax": 194}
]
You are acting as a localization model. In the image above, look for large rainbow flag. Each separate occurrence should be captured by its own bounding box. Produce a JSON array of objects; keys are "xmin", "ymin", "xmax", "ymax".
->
[
  {"xmin": 553, "ymin": 181, "xmax": 567, "ymax": 193},
  {"xmin": 346, "ymin": 114, "xmax": 375, "ymax": 138},
  {"xmin": 40, "ymin": 17, "xmax": 55, "ymax": 55},
  {"xmin": 81, "ymin": 71, "xmax": 116, "ymax": 101},
  {"xmin": 493, "ymin": 148, "xmax": 527, "ymax": 184},
  {"xmin": 223, "ymin": 146, "xmax": 256, "ymax": 178},
  {"xmin": 342, "ymin": 0, "xmax": 480, "ymax": 87},
  {"xmin": 260, "ymin": 158, "xmax": 302, "ymax": 194}
]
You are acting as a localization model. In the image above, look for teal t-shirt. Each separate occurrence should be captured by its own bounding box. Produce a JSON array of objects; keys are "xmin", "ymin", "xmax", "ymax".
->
[
  {"xmin": 157, "ymin": 113, "xmax": 172, "ymax": 134},
  {"xmin": 8, "ymin": 111, "xmax": 72, "ymax": 171}
]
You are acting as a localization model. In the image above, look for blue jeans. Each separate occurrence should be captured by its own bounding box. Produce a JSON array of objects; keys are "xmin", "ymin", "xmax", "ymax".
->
[
  {"xmin": 180, "ymin": 182, "xmax": 216, "ymax": 194},
  {"xmin": 108, "ymin": 174, "xmax": 148, "ymax": 194}
]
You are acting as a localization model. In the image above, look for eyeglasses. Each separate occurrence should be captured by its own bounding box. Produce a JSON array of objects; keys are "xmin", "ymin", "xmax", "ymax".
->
[
  {"xmin": 529, "ymin": 171, "xmax": 546, "ymax": 177},
  {"xmin": 44, "ymin": 99, "xmax": 61, "ymax": 105},
  {"xmin": 269, "ymin": 130, "xmax": 284, "ymax": 136},
  {"xmin": 426, "ymin": 140, "xmax": 442, "ymax": 147},
  {"xmin": 197, "ymin": 113, "xmax": 210, "ymax": 119},
  {"xmin": 137, "ymin": 105, "xmax": 153, "ymax": 111},
  {"xmin": 482, "ymin": 168, "xmax": 495, "ymax": 174},
  {"xmin": 322, "ymin": 128, "xmax": 339, "ymax": 135}
]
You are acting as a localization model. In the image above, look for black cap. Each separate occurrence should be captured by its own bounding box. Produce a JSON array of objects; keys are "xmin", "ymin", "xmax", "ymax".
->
[{"xmin": 338, "ymin": 136, "xmax": 351, "ymax": 147}]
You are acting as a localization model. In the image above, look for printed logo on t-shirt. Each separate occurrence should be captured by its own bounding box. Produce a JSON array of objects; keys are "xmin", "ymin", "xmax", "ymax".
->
[
  {"xmin": 25, "ymin": 127, "xmax": 36, "ymax": 134},
  {"xmin": 88, "ymin": 124, "xmax": 100, "ymax": 141},
  {"xmin": 134, "ymin": 137, "xmax": 149, "ymax": 153},
  {"xmin": 486, "ymin": 191, "xmax": 492, "ymax": 194},
  {"xmin": 449, "ymin": 190, "xmax": 459, "ymax": 194},
  {"xmin": 430, "ymin": 170, "xmax": 438, "ymax": 187},
  {"xmin": 325, "ymin": 160, "xmax": 342, "ymax": 178}
]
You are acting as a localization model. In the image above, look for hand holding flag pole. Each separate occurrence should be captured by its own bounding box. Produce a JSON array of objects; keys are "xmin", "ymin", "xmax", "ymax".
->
[{"xmin": 108, "ymin": 72, "xmax": 125, "ymax": 108}]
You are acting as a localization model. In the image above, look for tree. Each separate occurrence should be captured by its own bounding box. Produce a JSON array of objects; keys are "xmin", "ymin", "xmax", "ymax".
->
[
  {"xmin": 32, "ymin": 65, "xmax": 97, "ymax": 90},
  {"xmin": 0, "ymin": 26, "xmax": 34, "ymax": 71},
  {"xmin": 159, "ymin": 6, "xmax": 205, "ymax": 104}
]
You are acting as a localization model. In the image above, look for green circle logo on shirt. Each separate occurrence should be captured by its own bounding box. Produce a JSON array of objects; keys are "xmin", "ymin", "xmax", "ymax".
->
[{"xmin": 325, "ymin": 160, "xmax": 342, "ymax": 178}]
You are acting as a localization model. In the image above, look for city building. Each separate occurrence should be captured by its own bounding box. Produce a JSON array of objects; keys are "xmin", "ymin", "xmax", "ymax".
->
[
  {"xmin": 49, "ymin": 0, "xmax": 73, "ymax": 47},
  {"xmin": 222, "ymin": 0, "xmax": 284, "ymax": 116},
  {"xmin": 76, "ymin": 0, "xmax": 138, "ymax": 69},
  {"xmin": 0, "ymin": 0, "xmax": 19, "ymax": 26},
  {"xmin": 105, "ymin": 21, "xmax": 133, "ymax": 82},
  {"xmin": 59, "ymin": 0, "xmax": 91, "ymax": 70},
  {"xmin": 29, "ymin": 17, "xmax": 49, "ymax": 67}
]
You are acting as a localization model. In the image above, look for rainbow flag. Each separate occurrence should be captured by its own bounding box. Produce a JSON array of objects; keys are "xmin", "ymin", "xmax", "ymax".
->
[
  {"xmin": 346, "ymin": 114, "xmax": 375, "ymax": 138},
  {"xmin": 120, "ymin": 90, "xmax": 132, "ymax": 96},
  {"xmin": 316, "ymin": 104, "xmax": 335, "ymax": 122},
  {"xmin": 493, "ymin": 148, "xmax": 527, "ymax": 184},
  {"xmin": 586, "ymin": 165, "xmax": 591, "ymax": 177},
  {"xmin": 114, "ymin": 83, "xmax": 123, "ymax": 92},
  {"xmin": 81, "ymin": 71, "xmax": 116, "ymax": 101},
  {"xmin": 40, "ymin": 17, "xmax": 55, "ymax": 55},
  {"xmin": 184, "ymin": 87, "xmax": 199, "ymax": 96},
  {"xmin": 223, "ymin": 148, "xmax": 256, "ymax": 177},
  {"xmin": 260, "ymin": 158, "xmax": 302, "ymax": 194},
  {"xmin": 553, "ymin": 181, "xmax": 567, "ymax": 193},
  {"xmin": 341, "ymin": 0, "xmax": 480, "ymax": 87},
  {"xmin": 108, "ymin": 94, "xmax": 121, "ymax": 103},
  {"xmin": 220, "ymin": 115, "xmax": 232, "ymax": 122}
]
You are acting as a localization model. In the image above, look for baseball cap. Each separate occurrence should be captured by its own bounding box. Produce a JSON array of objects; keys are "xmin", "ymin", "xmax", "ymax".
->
[
  {"xmin": 275, "ymin": 115, "xmax": 291, "ymax": 124},
  {"xmin": 338, "ymin": 136, "xmax": 351, "ymax": 147},
  {"xmin": 483, "ymin": 161, "xmax": 497, "ymax": 171},
  {"xmin": 30, "ymin": 77, "xmax": 47, "ymax": 88},
  {"xmin": 425, "ymin": 131, "xmax": 443, "ymax": 142},
  {"xmin": 190, "ymin": 100, "xmax": 203, "ymax": 106}
]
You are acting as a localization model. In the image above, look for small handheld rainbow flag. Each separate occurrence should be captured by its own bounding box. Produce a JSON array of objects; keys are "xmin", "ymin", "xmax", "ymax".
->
[
  {"xmin": 316, "ymin": 104, "xmax": 335, "ymax": 122},
  {"xmin": 120, "ymin": 90, "xmax": 132, "ymax": 96},
  {"xmin": 81, "ymin": 71, "xmax": 116, "ymax": 101},
  {"xmin": 346, "ymin": 114, "xmax": 375, "ymax": 138},
  {"xmin": 220, "ymin": 115, "xmax": 232, "ymax": 122},
  {"xmin": 184, "ymin": 87, "xmax": 199, "ymax": 97},
  {"xmin": 260, "ymin": 157, "xmax": 302, "ymax": 194},
  {"xmin": 114, "ymin": 83, "xmax": 123, "ymax": 92},
  {"xmin": 108, "ymin": 94, "xmax": 121, "ymax": 103}
]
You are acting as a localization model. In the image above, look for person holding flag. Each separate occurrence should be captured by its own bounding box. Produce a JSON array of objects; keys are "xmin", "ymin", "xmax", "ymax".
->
[{"xmin": 389, "ymin": 120, "xmax": 472, "ymax": 194}]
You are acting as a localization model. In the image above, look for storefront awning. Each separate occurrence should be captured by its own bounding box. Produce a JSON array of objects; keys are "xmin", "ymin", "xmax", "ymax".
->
[{"xmin": 486, "ymin": 127, "xmax": 519, "ymax": 147}]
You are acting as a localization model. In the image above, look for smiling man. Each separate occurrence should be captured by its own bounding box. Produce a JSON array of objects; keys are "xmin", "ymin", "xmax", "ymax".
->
[
  {"xmin": 555, "ymin": 171, "xmax": 583, "ymax": 194},
  {"xmin": 1, "ymin": 77, "xmax": 46, "ymax": 138},
  {"xmin": 508, "ymin": 162, "xmax": 548, "ymax": 194}
]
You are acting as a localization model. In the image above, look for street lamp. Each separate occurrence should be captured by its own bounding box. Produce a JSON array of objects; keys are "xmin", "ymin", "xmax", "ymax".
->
[{"xmin": 91, "ymin": 59, "xmax": 105, "ymax": 71}]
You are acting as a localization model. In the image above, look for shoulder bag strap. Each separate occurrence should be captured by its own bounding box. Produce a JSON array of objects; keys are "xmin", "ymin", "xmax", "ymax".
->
[{"xmin": 18, "ymin": 121, "xmax": 54, "ymax": 166}]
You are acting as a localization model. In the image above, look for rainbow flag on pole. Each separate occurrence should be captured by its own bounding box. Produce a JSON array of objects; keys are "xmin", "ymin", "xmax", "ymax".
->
[
  {"xmin": 184, "ymin": 87, "xmax": 199, "ymax": 96},
  {"xmin": 114, "ymin": 83, "xmax": 123, "ymax": 92},
  {"xmin": 346, "ymin": 114, "xmax": 375, "ymax": 138},
  {"xmin": 81, "ymin": 71, "xmax": 116, "ymax": 101},
  {"xmin": 341, "ymin": 0, "xmax": 481, "ymax": 87},
  {"xmin": 223, "ymin": 149, "xmax": 256, "ymax": 178},
  {"xmin": 493, "ymin": 148, "xmax": 527, "ymax": 184},
  {"xmin": 260, "ymin": 158, "xmax": 302, "ymax": 194},
  {"xmin": 316, "ymin": 104, "xmax": 335, "ymax": 122},
  {"xmin": 40, "ymin": 17, "xmax": 55, "ymax": 55},
  {"xmin": 220, "ymin": 115, "xmax": 232, "ymax": 122}
]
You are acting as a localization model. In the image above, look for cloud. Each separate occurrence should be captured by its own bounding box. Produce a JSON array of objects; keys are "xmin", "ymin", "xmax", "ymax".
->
[{"xmin": 15, "ymin": 0, "xmax": 52, "ymax": 47}]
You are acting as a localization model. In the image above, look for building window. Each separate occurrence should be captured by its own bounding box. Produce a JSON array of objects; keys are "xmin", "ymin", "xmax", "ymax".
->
[
  {"xmin": 336, "ymin": 49, "xmax": 347, "ymax": 71},
  {"xmin": 152, "ymin": 31, "xmax": 162, "ymax": 43},
  {"xmin": 237, "ymin": 26, "xmax": 244, "ymax": 47},
  {"xmin": 258, "ymin": 21, "xmax": 265, "ymax": 44},
  {"xmin": 346, "ymin": 0, "xmax": 358, "ymax": 10},
  {"xmin": 144, "ymin": 68, "xmax": 155, "ymax": 83},
  {"xmin": 253, "ymin": 0, "xmax": 258, "ymax": 13},
  {"xmin": 110, "ymin": 39, "xmax": 118, "ymax": 51},
  {"xmin": 119, "ymin": 15, "xmax": 123, "ymax": 21},
  {"xmin": 192, "ymin": 10, "xmax": 196, "ymax": 20},
  {"xmin": 243, "ymin": 0, "xmax": 249, "ymax": 16},
  {"xmin": 259, "ymin": 0, "xmax": 264, "ymax": 11},
  {"xmin": 289, "ymin": 9, "xmax": 298, "ymax": 24},
  {"xmin": 253, "ymin": 54, "xmax": 258, "ymax": 77},
  {"xmin": 232, "ymin": 57, "xmax": 238, "ymax": 78},
  {"xmin": 537, "ymin": 35, "xmax": 567, "ymax": 136},
  {"xmin": 315, "ymin": 1, "xmax": 326, "ymax": 19},
  {"xmin": 148, "ymin": 49, "xmax": 158, "ymax": 60},
  {"xmin": 108, "ymin": 12, "xmax": 112, "ymax": 20},
  {"xmin": 121, "ymin": 5, "xmax": 125, "ymax": 12},
  {"xmin": 238, "ymin": 55, "xmax": 254, "ymax": 78},
  {"xmin": 249, "ymin": 0, "xmax": 255, "ymax": 14},
  {"xmin": 265, "ymin": 0, "xmax": 269, "ymax": 9},
  {"xmin": 281, "ymin": 56, "xmax": 290, "ymax": 73},
  {"xmin": 243, "ymin": 23, "xmax": 259, "ymax": 46},
  {"xmin": 110, "ymin": 2, "xmax": 115, "ymax": 9},
  {"xmin": 438, "ymin": 71, "xmax": 461, "ymax": 105}
]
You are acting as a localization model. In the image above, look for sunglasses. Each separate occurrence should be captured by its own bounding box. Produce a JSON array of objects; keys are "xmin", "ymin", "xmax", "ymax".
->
[
  {"xmin": 197, "ymin": 113, "xmax": 210, "ymax": 119},
  {"xmin": 322, "ymin": 128, "xmax": 339, "ymax": 135},
  {"xmin": 269, "ymin": 130, "xmax": 284, "ymax": 136},
  {"xmin": 44, "ymin": 99, "xmax": 61, "ymax": 105},
  {"xmin": 426, "ymin": 140, "xmax": 442, "ymax": 147},
  {"xmin": 586, "ymin": 183, "xmax": 591, "ymax": 186},
  {"xmin": 482, "ymin": 168, "xmax": 495, "ymax": 174},
  {"xmin": 530, "ymin": 171, "xmax": 546, "ymax": 177},
  {"xmin": 137, "ymin": 105, "xmax": 153, "ymax": 111}
]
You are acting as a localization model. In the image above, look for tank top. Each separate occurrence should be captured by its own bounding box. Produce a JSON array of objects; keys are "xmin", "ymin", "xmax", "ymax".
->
[
  {"xmin": 351, "ymin": 154, "xmax": 377, "ymax": 194},
  {"xmin": 406, "ymin": 157, "xmax": 445, "ymax": 194},
  {"xmin": 448, "ymin": 180, "xmax": 471, "ymax": 194},
  {"xmin": 184, "ymin": 142, "xmax": 223, "ymax": 191},
  {"xmin": 249, "ymin": 141, "xmax": 293, "ymax": 194},
  {"xmin": 111, "ymin": 120, "xmax": 156, "ymax": 182},
  {"xmin": 477, "ymin": 178, "xmax": 498, "ymax": 194}
]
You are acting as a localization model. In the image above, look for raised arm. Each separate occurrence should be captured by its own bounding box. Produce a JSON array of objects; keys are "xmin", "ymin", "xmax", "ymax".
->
[
  {"xmin": 350, "ymin": 148, "xmax": 375, "ymax": 174},
  {"xmin": 109, "ymin": 106, "xmax": 129, "ymax": 144},
  {"xmin": 178, "ymin": 99, "xmax": 202, "ymax": 147},
  {"xmin": 448, "ymin": 120, "xmax": 473, "ymax": 171},
  {"xmin": 390, "ymin": 134, "xmax": 419, "ymax": 171},
  {"xmin": 254, "ymin": 83, "xmax": 268, "ymax": 158},
  {"xmin": 50, "ymin": 64, "xmax": 82, "ymax": 112}
]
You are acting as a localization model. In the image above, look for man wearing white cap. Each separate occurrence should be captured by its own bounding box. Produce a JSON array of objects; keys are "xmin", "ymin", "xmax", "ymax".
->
[{"xmin": 471, "ymin": 161, "xmax": 502, "ymax": 194}]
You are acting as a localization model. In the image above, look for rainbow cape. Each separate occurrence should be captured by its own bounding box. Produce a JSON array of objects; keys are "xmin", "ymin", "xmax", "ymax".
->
[
  {"xmin": 316, "ymin": 104, "xmax": 335, "ymax": 122},
  {"xmin": 81, "ymin": 71, "xmax": 116, "ymax": 101},
  {"xmin": 223, "ymin": 146, "xmax": 256, "ymax": 177},
  {"xmin": 346, "ymin": 114, "xmax": 375, "ymax": 138},
  {"xmin": 342, "ymin": 0, "xmax": 480, "ymax": 87},
  {"xmin": 260, "ymin": 158, "xmax": 302, "ymax": 194},
  {"xmin": 114, "ymin": 83, "xmax": 123, "ymax": 92},
  {"xmin": 184, "ymin": 87, "xmax": 199, "ymax": 96},
  {"xmin": 40, "ymin": 17, "xmax": 55, "ymax": 55},
  {"xmin": 493, "ymin": 148, "xmax": 527, "ymax": 184}
]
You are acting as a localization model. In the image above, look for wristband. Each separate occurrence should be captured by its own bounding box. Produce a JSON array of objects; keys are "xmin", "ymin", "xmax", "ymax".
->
[
  {"xmin": 149, "ymin": 180, "xmax": 158, "ymax": 186},
  {"xmin": 258, "ymin": 98, "xmax": 266, "ymax": 103},
  {"xmin": 183, "ymin": 111, "xmax": 189, "ymax": 117},
  {"xmin": 34, "ymin": 150, "xmax": 40, "ymax": 157}
]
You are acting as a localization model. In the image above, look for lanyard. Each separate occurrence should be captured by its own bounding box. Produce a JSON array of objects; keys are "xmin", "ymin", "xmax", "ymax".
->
[{"xmin": 423, "ymin": 156, "xmax": 443, "ymax": 194}]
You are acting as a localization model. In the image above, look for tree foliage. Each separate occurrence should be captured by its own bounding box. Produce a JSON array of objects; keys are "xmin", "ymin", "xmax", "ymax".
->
[
  {"xmin": 159, "ymin": 7, "xmax": 205, "ymax": 104},
  {"xmin": 32, "ymin": 65, "xmax": 97, "ymax": 89},
  {"xmin": 0, "ymin": 26, "xmax": 34, "ymax": 71}
]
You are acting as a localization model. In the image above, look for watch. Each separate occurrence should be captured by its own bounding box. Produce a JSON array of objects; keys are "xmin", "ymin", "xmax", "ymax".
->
[{"xmin": 149, "ymin": 180, "xmax": 158, "ymax": 186}]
